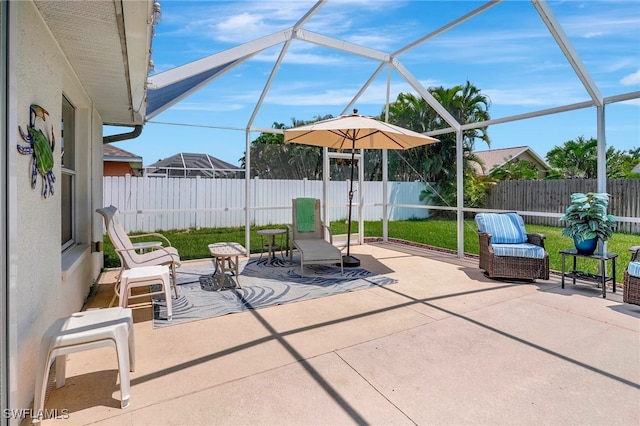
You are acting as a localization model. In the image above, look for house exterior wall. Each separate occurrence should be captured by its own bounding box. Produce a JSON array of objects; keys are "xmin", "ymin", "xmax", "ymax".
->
[
  {"xmin": 11, "ymin": 1, "xmax": 104, "ymax": 413},
  {"xmin": 104, "ymin": 161, "xmax": 138, "ymax": 177},
  {"xmin": 515, "ymin": 151, "xmax": 549, "ymax": 178}
]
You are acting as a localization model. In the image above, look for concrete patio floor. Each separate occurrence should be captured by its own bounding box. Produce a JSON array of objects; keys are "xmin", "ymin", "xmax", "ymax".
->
[{"xmin": 37, "ymin": 242, "xmax": 639, "ymax": 425}]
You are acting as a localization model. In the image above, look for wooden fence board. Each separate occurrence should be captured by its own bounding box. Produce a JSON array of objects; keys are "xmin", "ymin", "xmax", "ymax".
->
[{"xmin": 487, "ymin": 179, "xmax": 639, "ymax": 233}]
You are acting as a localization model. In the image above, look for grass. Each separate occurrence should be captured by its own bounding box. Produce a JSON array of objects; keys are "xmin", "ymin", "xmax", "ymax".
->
[{"xmin": 102, "ymin": 219, "xmax": 639, "ymax": 284}]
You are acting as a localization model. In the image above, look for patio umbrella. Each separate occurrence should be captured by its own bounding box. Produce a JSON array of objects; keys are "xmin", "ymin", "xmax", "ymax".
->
[{"xmin": 284, "ymin": 110, "xmax": 439, "ymax": 267}]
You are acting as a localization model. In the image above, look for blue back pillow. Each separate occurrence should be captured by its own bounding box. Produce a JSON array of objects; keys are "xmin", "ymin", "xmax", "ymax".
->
[{"xmin": 475, "ymin": 213, "xmax": 527, "ymax": 244}]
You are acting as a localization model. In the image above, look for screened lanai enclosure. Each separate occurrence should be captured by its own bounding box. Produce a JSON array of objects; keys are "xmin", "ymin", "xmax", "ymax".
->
[
  {"xmin": 144, "ymin": 152, "xmax": 244, "ymax": 178},
  {"xmin": 135, "ymin": 0, "xmax": 639, "ymax": 256}
]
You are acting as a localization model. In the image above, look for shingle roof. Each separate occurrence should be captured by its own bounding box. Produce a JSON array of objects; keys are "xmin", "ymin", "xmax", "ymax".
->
[
  {"xmin": 103, "ymin": 143, "xmax": 142, "ymax": 162},
  {"xmin": 472, "ymin": 146, "xmax": 547, "ymax": 176},
  {"xmin": 146, "ymin": 153, "xmax": 242, "ymax": 178}
]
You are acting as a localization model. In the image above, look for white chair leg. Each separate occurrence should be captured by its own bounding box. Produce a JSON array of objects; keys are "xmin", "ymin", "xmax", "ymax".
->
[
  {"xmin": 114, "ymin": 325, "xmax": 131, "ymax": 408},
  {"xmin": 170, "ymin": 264, "xmax": 179, "ymax": 298},
  {"xmin": 128, "ymin": 320, "xmax": 136, "ymax": 372},
  {"xmin": 32, "ymin": 355, "xmax": 52, "ymax": 423},
  {"xmin": 55, "ymin": 354, "xmax": 67, "ymax": 388},
  {"xmin": 119, "ymin": 276, "xmax": 130, "ymax": 308},
  {"xmin": 161, "ymin": 269, "xmax": 172, "ymax": 321}
]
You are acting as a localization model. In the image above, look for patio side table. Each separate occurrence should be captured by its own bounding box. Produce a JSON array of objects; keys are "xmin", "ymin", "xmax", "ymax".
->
[
  {"xmin": 560, "ymin": 248, "xmax": 617, "ymax": 298},
  {"xmin": 257, "ymin": 229, "xmax": 288, "ymax": 263},
  {"xmin": 208, "ymin": 242, "xmax": 245, "ymax": 290}
]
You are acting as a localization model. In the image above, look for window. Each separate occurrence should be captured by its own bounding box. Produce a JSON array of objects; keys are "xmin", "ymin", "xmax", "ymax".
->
[{"xmin": 61, "ymin": 96, "xmax": 75, "ymax": 250}]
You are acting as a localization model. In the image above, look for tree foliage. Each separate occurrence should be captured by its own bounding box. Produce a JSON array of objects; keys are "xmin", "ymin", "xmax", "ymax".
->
[
  {"xmin": 379, "ymin": 82, "xmax": 492, "ymax": 211},
  {"xmin": 240, "ymin": 117, "xmax": 329, "ymax": 180},
  {"xmin": 545, "ymin": 136, "xmax": 638, "ymax": 179},
  {"xmin": 242, "ymin": 81, "xmax": 494, "ymax": 208},
  {"xmin": 488, "ymin": 160, "xmax": 540, "ymax": 181}
]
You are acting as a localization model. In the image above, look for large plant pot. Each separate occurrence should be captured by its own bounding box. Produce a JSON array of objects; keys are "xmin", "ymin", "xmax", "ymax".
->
[{"xmin": 574, "ymin": 236, "xmax": 598, "ymax": 255}]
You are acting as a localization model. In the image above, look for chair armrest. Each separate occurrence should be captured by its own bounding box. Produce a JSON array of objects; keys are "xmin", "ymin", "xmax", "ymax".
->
[
  {"xmin": 478, "ymin": 232, "xmax": 494, "ymax": 254},
  {"xmin": 526, "ymin": 233, "xmax": 546, "ymax": 248},
  {"xmin": 631, "ymin": 246, "xmax": 640, "ymax": 262},
  {"xmin": 323, "ymin": 225, "xmax": 333, "ymax": 244},
  {"xmin": 116, "ymin": 245, "xmax": 178, "ymax": 259},
  {"xmin": 129, "ymin": 233, "xmax": 173, "ymax": 247}
]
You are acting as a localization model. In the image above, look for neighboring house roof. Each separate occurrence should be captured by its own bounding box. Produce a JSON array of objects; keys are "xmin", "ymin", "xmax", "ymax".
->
[
  {"xmin": 103, "ymin": 144, "xmax": 143, "ymax": 177},
  {"xmin": 632, "ymin": 162, "xmax": 640, "ymax": 174},
  {"xmin": 146, "ymin": 153, "xmax": 242, "ymax": 178},
  {"xmin": 103, "ymin": 144, "xmax": 143, "ymax": 163},
  {"xmin": 472, "ymin": 146, "xmax": 549, "ymax": 176}
]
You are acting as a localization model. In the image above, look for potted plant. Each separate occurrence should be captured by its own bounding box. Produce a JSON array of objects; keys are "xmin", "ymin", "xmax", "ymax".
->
[{"xmin": 560, "ymin": 192, "xmax": 616, "ymax": 255}]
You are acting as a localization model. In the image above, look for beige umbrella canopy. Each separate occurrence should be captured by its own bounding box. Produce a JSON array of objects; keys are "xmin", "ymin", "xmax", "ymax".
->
[
  {"xmin": 284, "ymin": 112, "xmax": 439, "ymax": 150},
  {"xmin": 283, "ymin": 111, "xmax": 439, "ymax": 267}
]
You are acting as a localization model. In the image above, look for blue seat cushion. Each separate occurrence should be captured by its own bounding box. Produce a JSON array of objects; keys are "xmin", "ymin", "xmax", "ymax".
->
[
  {"xmin": 492, "ymin": 243, "xmax": 546, "ymax": 259},
  {"xmin": 475, "ymin": 213, "xmax": 527, "ymax": 244},
  {"xmin": 629, "ymin": 261, "xmax": 640, "ymax": 278}
]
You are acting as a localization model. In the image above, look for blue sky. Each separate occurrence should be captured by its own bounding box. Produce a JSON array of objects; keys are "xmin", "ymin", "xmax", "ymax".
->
[{"xmin": 111, "ymin": 0, "xmax": 640, "ymax": 167}]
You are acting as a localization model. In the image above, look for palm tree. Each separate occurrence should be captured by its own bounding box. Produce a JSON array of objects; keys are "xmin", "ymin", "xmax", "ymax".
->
[
  {"xmin": 382, "ymin": 82, "xmax": 491, "ymax": 210},
  {"xmin": 546, "ymin": 136, "xmax": 597, "ymax": 179}
]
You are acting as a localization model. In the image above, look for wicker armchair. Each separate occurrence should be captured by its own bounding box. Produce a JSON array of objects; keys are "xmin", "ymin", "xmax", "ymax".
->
[
  {"xmin": 623, "ymin": 247, "xmax": 640, "ymax": 305},
  {"xmin": 476, "ymin": 213, "xmax": 549, "ymax": 281}
]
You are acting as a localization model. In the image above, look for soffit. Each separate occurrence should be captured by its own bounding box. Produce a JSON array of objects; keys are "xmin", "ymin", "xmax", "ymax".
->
[{"xmin": 34, "ymin": 0, "xmax": 152, "ymax": 126}]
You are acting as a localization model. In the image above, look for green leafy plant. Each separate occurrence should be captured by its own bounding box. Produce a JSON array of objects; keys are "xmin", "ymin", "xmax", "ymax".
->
[{"xmin": 560, "ymin": 192, "xmax": 616, "ymax": 243}]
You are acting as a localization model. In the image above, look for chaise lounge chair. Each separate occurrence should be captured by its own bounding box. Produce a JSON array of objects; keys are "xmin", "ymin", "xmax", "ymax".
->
[
  {"xmin": 288, "ymin": 198, "xmax": 343, "ymax": 276},
  {"xmin": 97, "ymin": 205, "xmax": 181, "ymax": 305}
]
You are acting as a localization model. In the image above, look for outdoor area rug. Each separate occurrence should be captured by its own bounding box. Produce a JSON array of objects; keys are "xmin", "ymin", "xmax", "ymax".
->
[{"xmin": 152, "ymin": 256, "xmax": 396, "ymax": 328}]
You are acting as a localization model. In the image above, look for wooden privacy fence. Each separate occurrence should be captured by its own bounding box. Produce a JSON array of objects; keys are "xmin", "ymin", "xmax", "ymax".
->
[
  {"xmin": 486, "ymin": 179, "xmax": 640, "ymax": 233},
  {"xmin": 103, "ymin": 176, "xmax": 430, "ymax": 233}
]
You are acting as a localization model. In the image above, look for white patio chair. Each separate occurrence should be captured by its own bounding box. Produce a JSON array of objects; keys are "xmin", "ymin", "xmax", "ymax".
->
[{"xmin": 96, "ymin": 206, "xmax": 181, "ymax": 305}]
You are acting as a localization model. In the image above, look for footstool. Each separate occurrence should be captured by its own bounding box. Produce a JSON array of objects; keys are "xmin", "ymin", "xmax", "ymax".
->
[
  {"xmin": 116, "ymin": 265, "xmax": 173, "ymax": 320},
  {"xmin": 32, "ymin": 307, "xmax": 135, "ymax": 423}
]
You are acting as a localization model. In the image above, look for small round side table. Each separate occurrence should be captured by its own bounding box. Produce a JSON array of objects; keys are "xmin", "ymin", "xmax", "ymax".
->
[{"xmin": 257, "ymin": 229, "xmax": 287, "ymax": 263}]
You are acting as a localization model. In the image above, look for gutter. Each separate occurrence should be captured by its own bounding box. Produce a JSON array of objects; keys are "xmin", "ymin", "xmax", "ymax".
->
[{"xmin": 103, "ymin": 124, "xmax": 143, "ymax": 144}]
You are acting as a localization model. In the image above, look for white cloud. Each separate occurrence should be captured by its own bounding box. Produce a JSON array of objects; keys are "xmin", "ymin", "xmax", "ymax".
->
[
  {"xmin": 561, "ymin": 12, "xmax": 640, "ymax": 40},
  {"xmin": 257, "ymin": 79, "xmax": 436, "ymax": 108},
  {"xmin": 620, "ymin": 69, "xmax": 640, "ymax": 86},
  {"xmin": 483, "ymin": 81, "xmax": 589, "ymax": 107}
]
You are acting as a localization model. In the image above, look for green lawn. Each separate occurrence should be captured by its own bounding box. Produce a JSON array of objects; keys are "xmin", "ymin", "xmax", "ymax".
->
[{"xmin": 102, "ymin": 219, "xmax": 639, "ymax": 284}]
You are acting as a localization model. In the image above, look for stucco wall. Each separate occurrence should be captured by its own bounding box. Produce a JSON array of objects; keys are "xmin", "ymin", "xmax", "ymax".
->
[
  {"xmin": 104, "ymin": 161, "xmax": 137, "ymax": 177},
  {"xmin": 14, "ymin": 1, "xmax": 103, "ymax": 412},
  {"xmin": 516, "ymin": 152, "xmax": 548, "ymax": 178}
]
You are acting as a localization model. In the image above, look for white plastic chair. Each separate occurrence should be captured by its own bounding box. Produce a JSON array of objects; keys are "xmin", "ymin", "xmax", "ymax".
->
[{"xmin": 96, "ymin": 206, "xmax": 181, "ymax": 303}]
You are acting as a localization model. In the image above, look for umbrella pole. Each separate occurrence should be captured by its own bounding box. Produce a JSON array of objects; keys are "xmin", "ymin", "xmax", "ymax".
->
[{"xmin": 343, "ymin": 137, "xmax": 360, "ymax": 268}]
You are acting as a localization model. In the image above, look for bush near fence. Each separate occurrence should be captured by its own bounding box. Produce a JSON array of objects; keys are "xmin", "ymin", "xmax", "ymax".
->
[{"xmin": 486, "ymin": 179, "xmax": 640, "ymax": 234}]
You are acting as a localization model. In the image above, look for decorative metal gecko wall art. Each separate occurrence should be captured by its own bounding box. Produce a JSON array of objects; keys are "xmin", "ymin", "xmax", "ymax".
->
[{"xmin": 18, "ymin": 104, "xmax": 56, "ymax": 198}]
